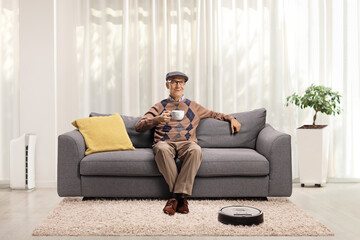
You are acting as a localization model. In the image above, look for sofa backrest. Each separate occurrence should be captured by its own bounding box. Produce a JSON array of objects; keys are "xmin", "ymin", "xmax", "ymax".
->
[
  {"xmin": 89, "ymin": 113, "xmax": 154, "ymax": 148},
  {"xmin": 196, "ymin": 108, "xmax": 266, "ymax": 149},
  {"xmin": 90, "ymin": 108, "xmax": 266, "ymax": 149}
]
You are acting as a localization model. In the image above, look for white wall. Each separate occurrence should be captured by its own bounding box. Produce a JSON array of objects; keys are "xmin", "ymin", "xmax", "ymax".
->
[{"xmin": 19, "ymin": 0, "xmax": 57, "ymax": 188}]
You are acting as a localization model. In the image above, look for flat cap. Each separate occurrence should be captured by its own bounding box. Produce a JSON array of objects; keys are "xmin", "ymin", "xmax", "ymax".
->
[{"xmin": 166, "ymin": 71, "xmax": 188, "ymax": 82}]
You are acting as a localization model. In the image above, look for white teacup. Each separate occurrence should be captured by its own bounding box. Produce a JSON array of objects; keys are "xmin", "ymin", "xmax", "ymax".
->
[{"xmin": 171, "ymin": 110, "xmax": 184, "ymax": 120}]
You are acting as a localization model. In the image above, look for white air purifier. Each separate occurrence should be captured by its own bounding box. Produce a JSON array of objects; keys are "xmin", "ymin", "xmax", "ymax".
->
[{"xmin": 10, "ymin": 134, "xmax": 37, "ymax": 190}]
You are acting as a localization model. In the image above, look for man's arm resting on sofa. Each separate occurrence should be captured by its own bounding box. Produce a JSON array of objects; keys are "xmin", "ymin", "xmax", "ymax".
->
[
  {"xmin": 57, "ymin": 130, "xmax": 86, "ymax": 197},
  {"xmin": 256, "ymin": 124, "xmax": 292, "ymax": 196}
]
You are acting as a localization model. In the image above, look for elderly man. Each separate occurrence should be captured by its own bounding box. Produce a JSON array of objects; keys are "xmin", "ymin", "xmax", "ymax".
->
[{"xmin": 135, "ymin": 71, "xmax": 241, "ymax": 215}]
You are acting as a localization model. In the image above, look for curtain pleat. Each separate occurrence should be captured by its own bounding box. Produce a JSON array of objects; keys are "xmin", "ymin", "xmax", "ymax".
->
[
  {"xmin": 151, "ymin": 0, "xmax": 158, "ymax": 105},
  {"xmin": 56, "ymin": 0, "xmax": 360, "ymax": 179},
  {"xmin": 0, "ymin": 0, "xmax": 19, "ymax": 183},
  {"xmin": 206, "ymin": 0, "xmax": 213, "ymax": 110}
]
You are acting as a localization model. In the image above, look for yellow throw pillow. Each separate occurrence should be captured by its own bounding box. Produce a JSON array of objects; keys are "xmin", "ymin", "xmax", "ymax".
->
[{"xmin": 72, "ymin": 113, "xmax": 135, "ymax": 155}]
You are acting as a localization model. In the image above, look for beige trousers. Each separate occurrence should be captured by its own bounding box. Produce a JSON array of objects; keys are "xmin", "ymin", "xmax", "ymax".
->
[{"xmin": 153, "ymin": 141, "xmax": 202, "ymax": 196}]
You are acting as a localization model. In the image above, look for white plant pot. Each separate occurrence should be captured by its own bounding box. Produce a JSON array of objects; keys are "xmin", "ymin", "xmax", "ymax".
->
[{"xmin": 297, "ymin": 125, "xmax": 329, "ymax": 187}]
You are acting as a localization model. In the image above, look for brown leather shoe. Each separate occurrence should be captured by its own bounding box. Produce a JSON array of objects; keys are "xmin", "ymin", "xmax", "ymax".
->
[
  {"xmin": 163, "ymin": 198, "xmax": 178, "ymax": 215},
  {"xmin": 176, "ymin": 197, "xmax": 189, "ymax": 214}
]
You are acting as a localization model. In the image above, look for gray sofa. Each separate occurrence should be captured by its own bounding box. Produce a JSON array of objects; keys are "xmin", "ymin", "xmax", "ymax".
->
[{"xmin": 57, "ymin": 108, "xmax": 292, "ymax": 198}]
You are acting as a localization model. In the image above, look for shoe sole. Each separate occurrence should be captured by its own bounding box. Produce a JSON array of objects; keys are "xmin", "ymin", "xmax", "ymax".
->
[
  {"xmin": 176, "ymin": 210, "xmax": 189, "ymax": 214},
  {"xmin": 163, "ymin": 210, "xmax": 175, "ymax": 215}
]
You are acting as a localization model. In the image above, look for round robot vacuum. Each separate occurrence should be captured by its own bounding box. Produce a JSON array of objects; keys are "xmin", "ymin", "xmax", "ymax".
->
[{"xmin": 218, "ymin": 205, "xmax": 264, "ymax": 226}]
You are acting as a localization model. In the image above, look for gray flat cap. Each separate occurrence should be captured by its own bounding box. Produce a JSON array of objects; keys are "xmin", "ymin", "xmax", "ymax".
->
[{"xmin": 166, "ymin": 71, "xmax": 188, "ymax": 82}]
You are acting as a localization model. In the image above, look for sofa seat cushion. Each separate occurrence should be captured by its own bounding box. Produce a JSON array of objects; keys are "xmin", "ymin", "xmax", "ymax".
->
[
  {"xmin": 80, "ymin": 148, "xmax": 269, "ymax": 178},
  {"xmin": 196, "ymin": 148, "xmax": 269, "ymax": 177},
  {"xmin": 80, "ymin": 148, "xmax": 161, "ymax": 177}
]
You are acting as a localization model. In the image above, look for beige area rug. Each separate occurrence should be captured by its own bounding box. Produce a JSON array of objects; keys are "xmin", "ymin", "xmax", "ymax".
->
[{"xmin": 33, "ymin": 197, "xmax": 333, "ymax": 236}]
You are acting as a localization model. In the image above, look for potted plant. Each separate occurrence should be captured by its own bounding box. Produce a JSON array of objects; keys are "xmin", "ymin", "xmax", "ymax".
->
[{"xmin": 286, "ymin": 84, "xmax": 341, "ymax": 187}]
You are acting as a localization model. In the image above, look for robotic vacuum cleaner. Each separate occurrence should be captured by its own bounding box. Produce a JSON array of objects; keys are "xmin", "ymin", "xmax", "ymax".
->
[{"xmin": 218, "ymin": 205, "xmax": 264, "ymax": 226}]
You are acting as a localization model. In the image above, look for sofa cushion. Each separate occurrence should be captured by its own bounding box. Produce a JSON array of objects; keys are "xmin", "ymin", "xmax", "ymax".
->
[
  {"xmin": 197, "ymin": 148, "xmax": 269, "ymax": 177},
  {"xmin": 90, "ymin": 113, "xmax": 154, "ymax": 148},
  {"xmin": 72, "ymin": 113, "xmax": 135, "ymax": 155},
  {"xmin": 80, "ymin": 147, "xmax": 268, "ymax": 178},
  {"xmin": 80, "ymin": 148, "xmax": 160, "ymax": 176},
  {"xmin": 197, "ymin": 108, "xmax": 266, "ymax": 149}
]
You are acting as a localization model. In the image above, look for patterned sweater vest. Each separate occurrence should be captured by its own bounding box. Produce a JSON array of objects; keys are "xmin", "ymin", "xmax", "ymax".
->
[{"xmin": 135, "ymin": 98, "xmax": 233, "ymax": 144}]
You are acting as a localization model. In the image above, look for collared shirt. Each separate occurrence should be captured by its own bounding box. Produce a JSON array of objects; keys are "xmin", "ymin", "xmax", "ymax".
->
[{"xmin": 168, "ymin": 95, "xmax": 185, "ymax": 102}]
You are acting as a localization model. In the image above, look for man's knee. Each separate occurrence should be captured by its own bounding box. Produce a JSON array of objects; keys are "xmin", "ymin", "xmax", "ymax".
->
[
  {"xmin": 188, "ymin": 143, "xmax": 202, "ymax": 159},
  {"xmin": 154, "ymin": 142, "xmax": 172, "ymax": 155}
]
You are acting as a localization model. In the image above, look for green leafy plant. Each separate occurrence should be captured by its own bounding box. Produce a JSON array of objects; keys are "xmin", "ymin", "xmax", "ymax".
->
[{"xmin": 286, "ymin": 84, "xmax": 342, "ymax": 125}]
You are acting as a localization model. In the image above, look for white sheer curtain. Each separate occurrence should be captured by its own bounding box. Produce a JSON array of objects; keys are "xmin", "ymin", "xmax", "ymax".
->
[
  {"xmin": 57, "ymin": 0, "xmax": 360, "ymax": 179},
  {"xmin": 0, "ymin": 0, "xmax": 19, "ymax": 185}
]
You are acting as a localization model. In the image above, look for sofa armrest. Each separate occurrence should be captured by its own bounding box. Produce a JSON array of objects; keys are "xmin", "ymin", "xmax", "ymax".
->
[
  {"xmin": 256, "ymin": 124, "xmax": 292, "ymax": 196},
  {"xmin": 57, "ymin": 130, "xmax": 85, "ymax": 197}
]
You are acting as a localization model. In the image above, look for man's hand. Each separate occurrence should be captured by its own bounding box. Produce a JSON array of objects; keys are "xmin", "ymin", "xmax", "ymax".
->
[
  {"xmin": 158, "ymin": 110, "xmax": 171, "ymax": 123},
  {"xmin": 230, "ymin": 118, "xmax": 241, "ymax": 134}
]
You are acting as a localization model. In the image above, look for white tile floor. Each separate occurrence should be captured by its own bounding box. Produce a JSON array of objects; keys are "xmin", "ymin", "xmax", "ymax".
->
[{"xmin": 0, "ymin": 183, "xmax": 359, "ymax": 240}]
